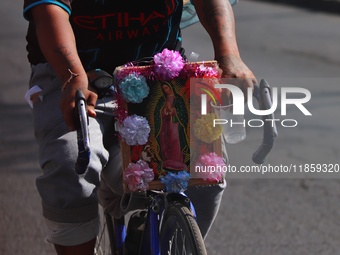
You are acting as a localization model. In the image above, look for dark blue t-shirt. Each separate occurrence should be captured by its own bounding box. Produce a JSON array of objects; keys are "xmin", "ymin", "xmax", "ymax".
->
[{"xmin": 24, "ymin": 0, "xmax": 183, "ymax": 73}]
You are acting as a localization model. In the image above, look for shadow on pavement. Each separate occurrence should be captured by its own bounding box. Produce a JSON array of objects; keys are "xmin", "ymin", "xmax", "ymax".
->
[
  {"xmin": 0, "ymin": 103, "xmax": 39, "ymax": 173},
  {"xmin": 250, "ymin": 0, "xmax": 340, "ymax": 15}
]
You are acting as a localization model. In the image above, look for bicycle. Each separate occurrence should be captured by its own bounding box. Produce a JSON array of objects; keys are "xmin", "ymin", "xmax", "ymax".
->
[
  {"xmin": 75, "ymin": 84, "xmax": 209, "ymax": 255},
  {"xmin": 74, "ymin": 66, "xmax": 277, "ymax": 255}
]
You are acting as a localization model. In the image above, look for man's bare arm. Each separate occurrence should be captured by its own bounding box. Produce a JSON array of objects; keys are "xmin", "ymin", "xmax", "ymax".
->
[
  {"xmin": 30, "ymin": 4, "xmax": 97, "ymax": 129},
  {"xmin": 192, "ymin": 0, "xmax": 255, "ymax": 80}
]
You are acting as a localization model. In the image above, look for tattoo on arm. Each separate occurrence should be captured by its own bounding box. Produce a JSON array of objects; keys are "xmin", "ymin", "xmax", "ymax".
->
[
  {"xmin": 55, "ymin": 45, "xmax": 76, "ymax": 69},
  {"xmin": 197, "ymin": 0, "xmax": 234, "ymax": 41}
]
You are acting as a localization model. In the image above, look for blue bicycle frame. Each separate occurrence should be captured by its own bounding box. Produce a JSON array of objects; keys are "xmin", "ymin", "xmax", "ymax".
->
[
  {"xmin": 108, "ymin": 191, "xmax": 196, "ymax": 255},
  {"xmin": 141, "ymin": 192, "xmax": 196, "ymax": 255}
]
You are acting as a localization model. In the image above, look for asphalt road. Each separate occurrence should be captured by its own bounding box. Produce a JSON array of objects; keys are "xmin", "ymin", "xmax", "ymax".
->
[{"xmin": 1, "ymin": 1, "xmax": 340, "ymax": 254}]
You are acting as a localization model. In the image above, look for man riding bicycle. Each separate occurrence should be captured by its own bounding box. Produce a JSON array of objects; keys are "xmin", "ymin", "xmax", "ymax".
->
[{"xmin": 23, "ymin": 0, "xmax": 255, "ymax": 254}]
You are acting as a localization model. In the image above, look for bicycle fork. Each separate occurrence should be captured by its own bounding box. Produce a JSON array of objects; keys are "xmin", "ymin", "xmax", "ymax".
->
[{"xmin": 139, "ymin": 192, "xmax": 196, "ymax": 255}]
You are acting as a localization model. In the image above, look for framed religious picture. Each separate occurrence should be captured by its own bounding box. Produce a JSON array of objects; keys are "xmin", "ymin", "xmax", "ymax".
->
[{"xmin": 114, "ymin": 49, "xmax": 226, "ymax": 192}]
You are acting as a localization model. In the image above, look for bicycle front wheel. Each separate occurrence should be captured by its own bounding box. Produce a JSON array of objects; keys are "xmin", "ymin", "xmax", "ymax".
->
[{"xmin": 160, "ymin": 202, "xmax": 207, "ymax": 255}]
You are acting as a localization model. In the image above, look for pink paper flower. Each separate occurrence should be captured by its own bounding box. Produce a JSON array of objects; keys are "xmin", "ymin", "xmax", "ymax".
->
[
  {"xmin": 195, "ymin": 152, "xmax": 226, "ymax": 181},
  {"xmin": 153, "ymin": 48, "xmax": 184, "ymax": 80},
  {"xmin": 124, "ymin": 160, "xmax": 155, "ymax": 192}
]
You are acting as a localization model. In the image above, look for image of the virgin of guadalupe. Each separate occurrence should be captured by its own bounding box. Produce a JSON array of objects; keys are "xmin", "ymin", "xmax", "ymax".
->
[{"xmin": 153, "ymin": 81, "xmax": 190, "ymax": 172}]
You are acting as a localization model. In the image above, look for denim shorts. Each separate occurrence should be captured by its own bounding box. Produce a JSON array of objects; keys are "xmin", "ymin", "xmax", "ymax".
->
[{"xmin": 28, "ymin": 63, "xmax": 226, "ymax": 245}]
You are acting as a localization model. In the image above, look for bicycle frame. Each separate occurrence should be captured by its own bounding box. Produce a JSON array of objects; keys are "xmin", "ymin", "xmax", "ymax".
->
[
  {"xmin": 141, "ymin": 191, "xmax": 196, "ymax": 255},
  {"xmin": 107, "ymin": 191, "xmax": 197, "ymax": 255}
]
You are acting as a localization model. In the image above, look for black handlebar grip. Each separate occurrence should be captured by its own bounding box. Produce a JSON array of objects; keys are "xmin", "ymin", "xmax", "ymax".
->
[{"xmin": 252, "ymin": 127, "xmax": 275, "ymax": 164}]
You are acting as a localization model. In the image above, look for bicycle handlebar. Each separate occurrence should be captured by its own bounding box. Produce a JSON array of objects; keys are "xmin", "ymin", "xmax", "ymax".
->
[{"xmin": 252, "ymin": 79, "xmax": 278, "ymax": 164}]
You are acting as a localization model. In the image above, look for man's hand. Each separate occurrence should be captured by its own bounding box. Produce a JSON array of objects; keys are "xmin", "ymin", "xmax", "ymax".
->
[
  {"xmin": 217, "ymin": 55, "xmax": 256, "ymax": 79},
  {"xmin": 193, "ymin": 0, "xmax": 257, "ymax": 101},
  {"xmin": 60, "ymin": 76, "xmax": 98, "ymax": 130},
  {"xmin": 217, "ymin": 54, "xmax": 257, "ymax": 96}
]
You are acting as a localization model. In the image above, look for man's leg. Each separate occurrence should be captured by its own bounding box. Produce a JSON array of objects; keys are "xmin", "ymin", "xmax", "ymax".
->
[
  {"xmin": 30, "ymin": 63, "xmax": 110, "ymax": 254},
  {"xmin": 186, "ymin": 180, "xmax": 227, "ymax": 239},
  {"xmin": 54, "ymin": 239, "xmax": 96, "ymax": 255}
]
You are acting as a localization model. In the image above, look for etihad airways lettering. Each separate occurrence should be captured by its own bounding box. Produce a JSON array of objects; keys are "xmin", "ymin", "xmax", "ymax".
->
[
  {"xmin": 96, "ymin": 24, "xmax": 160, "ymax": 41},
  {"xmin": 73, "ymin": 11, "xmax": 166, "ymax": 30}
]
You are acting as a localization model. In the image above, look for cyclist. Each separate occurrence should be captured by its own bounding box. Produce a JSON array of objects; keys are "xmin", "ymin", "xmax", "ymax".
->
[{"xmin": 23, "ymin": 0, "xmax": 255, "ymax": 254}]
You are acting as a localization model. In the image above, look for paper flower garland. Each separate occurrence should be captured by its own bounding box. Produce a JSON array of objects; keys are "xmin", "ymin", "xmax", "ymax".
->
[
  {"xmin": 118, "ymin": 114, "xmax": 150, "ymax": 146},
  {"xmin": 153, "ymin": 49, "xmax": 184, "ymax": 80},
  {"xmin": 160, "ymin": 171, "xmax": 190, "ymax": 193},
  {"xmin": 194, "ymin": 64, "xmax": 220, "ymax": 78},
  {"xmin": 193, "ymin": 113, "xmax": 222, "ymax": 143},
  {"xmin": 124, "ymin": 160, "xmax": 155, "ymax": 191},
  {"xmin": 115, "ymin": 50, "xmax": 225, "ymax": 189},
  {"xmin": 119, "ymin": 73, "xmax": 149, "ymax": 103},
  {"xmin": 195, "ymin": 152, "xmax": 225, "ymax": 181}
]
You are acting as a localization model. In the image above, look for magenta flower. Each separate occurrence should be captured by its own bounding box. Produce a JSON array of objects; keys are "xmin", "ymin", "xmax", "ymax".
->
[{"xmin": 153, "ymin": 48, "xmax": 184, "ymax": 80}]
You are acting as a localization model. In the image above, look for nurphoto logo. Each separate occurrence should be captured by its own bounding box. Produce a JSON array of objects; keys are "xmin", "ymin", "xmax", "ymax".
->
[{"xmin": 201, "ymin": 84, "xmax": 312, "ymax": 128}]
